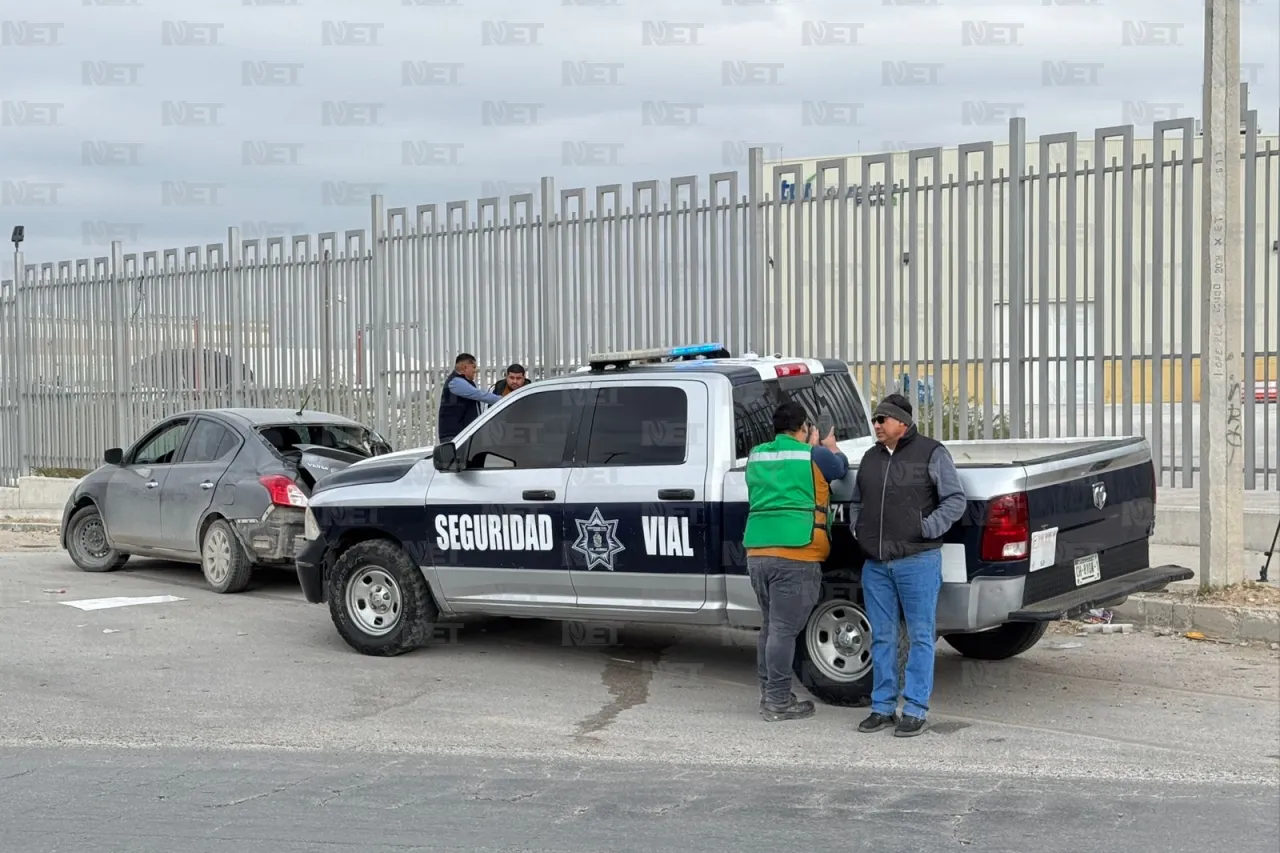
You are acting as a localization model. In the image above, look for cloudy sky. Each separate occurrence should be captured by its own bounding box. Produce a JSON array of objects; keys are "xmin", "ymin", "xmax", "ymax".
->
[{"xmin": 1, "ymin": 0, "xmax": 1277, "ymax": 272}]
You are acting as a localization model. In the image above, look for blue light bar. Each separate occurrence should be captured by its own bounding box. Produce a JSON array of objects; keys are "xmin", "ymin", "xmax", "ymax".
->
[
  {"xmin": 585, "ymin": 342, "xmax": 728, "ymax": 369},
  {"xmin": 669, "ymin": 342, "xmax": 725, "ymax": 357}
]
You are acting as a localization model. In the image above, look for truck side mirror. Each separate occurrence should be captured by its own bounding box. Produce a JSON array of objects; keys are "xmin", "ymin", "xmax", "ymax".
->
[
  {"xmin": 433, "ymin": 442, "xmax": 458, "ymax": 471},
  {"xmin": 104, "ymin": 448, "xmax": 123, "ymax": 465}
]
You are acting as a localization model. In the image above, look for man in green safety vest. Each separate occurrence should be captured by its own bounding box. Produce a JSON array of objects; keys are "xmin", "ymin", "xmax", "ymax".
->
[{"xmin": 743, "ymin": 400, "xmax": 849, "ymax": 721}]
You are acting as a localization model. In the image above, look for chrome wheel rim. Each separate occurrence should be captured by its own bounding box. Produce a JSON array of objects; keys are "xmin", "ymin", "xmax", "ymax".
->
[
  {"xmin": 203, "ymin": 526, "xmax": 232, "ymax": 585},
  {"xmin": 346, "ymin": 567, "xmax": 402, "ymax": 636},
  {"xmin": 805, "ymin": 599, "xmax": 874, "ymax": 682},
  {"xmin": 76, "ymin": 516, "xmax": 110, "ymax": 560}
]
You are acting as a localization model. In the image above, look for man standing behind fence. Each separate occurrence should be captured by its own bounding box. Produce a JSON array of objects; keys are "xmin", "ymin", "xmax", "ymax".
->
[
  {"xmin": 848, "ymin": 393, "xmax": 966, "ymax": 738},
  {"xmin": 743, "ymin": 401, "xmax": 849, "ymax": 722},
  {"xmin": 437, "ymin": 352, "xmax": 502, "ymax": 443}
]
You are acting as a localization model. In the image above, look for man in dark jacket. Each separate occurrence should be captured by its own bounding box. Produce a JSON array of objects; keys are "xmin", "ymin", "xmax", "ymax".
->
[
  {"xmin": 848, "ymin": 393, "xmax": 966, "ymax": 738},
  {"xmin": 437, "ymin": 352, "xmax": 501, "ymax": 443},
  {"xmin": 490, "ymin": 363, "xmax": 531, "ymax": 397}
]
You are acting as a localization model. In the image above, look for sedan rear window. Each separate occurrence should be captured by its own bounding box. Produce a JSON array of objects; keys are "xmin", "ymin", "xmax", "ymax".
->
[{"xmin": 257, "ymin": 423, "xmax": 389, "ymax": 457}]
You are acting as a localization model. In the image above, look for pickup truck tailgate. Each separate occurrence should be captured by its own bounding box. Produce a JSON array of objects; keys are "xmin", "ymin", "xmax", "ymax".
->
[{"xmin": 953, "ymin": 437, "xmax": 1191, "ymax": 621}]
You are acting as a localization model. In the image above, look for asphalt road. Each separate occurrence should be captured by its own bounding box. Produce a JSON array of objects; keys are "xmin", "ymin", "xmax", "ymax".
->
[{"xmin": 2, "ymin": 546, "xmax": 1278, "ymax": 852}]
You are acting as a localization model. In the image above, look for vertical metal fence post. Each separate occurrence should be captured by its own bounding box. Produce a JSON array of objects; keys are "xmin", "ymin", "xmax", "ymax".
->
[
  {"xmin": 12, "ymin": 250, "xmax": 29, "ymax": 477},
  {"xmin": 540, "ymin": 176, "xmax": 558, "ymax": 376},
  {"xmin": 370, "ymin": 193, "xmax": 390, "ymax": 436},
  {"xmin": 109, "ymin": 240, "xmax": 130, "ymax": 445},
  {"xmin": 1007, "ymin": 118, "xmax": 1028, "ymax": 438},
  {"xmin": 747, "ymin": 147, "xmax": 765, "ymax": 354},
  {"xmin": 227, "ymin": 227, "xmax": 244, "ymax": 408}
]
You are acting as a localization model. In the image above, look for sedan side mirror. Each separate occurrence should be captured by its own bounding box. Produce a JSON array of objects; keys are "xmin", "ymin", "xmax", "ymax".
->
[
  {"xmin": 104, "ymin": 447, "xmax": 123, "ymax": 465},
  {"xmin": 432, "ymin": 441, "xmax": 459, "ymax": 472}
]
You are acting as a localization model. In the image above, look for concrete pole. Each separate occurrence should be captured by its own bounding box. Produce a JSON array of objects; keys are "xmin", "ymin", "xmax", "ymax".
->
[{"xmin": 1199, "ymin": 0, "xmax": 1245, "ymax": 588}]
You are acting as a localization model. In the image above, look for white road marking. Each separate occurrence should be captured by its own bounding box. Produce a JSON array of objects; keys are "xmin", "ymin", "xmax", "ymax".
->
[{"xmin": 61, "ymin": 595, "xmax": 187, "ymax": 611}]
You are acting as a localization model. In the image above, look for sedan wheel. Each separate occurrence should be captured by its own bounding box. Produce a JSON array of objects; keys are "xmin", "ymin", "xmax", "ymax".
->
[
  {"xmin": 200, "ymin": 519, "xmax": 254, "ymax": 594},
  {"xmin": 66, "ymin": 505, "xmax": 129, "ymax": 572}
]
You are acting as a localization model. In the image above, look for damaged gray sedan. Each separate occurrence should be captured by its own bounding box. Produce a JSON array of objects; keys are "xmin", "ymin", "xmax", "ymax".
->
[{"xmin": 59, "ymin": 408, "xmax": 393, "ymax": 593}]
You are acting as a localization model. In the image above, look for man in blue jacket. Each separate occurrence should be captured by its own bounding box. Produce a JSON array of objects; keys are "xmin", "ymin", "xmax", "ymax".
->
[
  {"xmin": 436, "ymin": 352, "xmax": 502, "ymax": 443},
  {"xmin": 848, "ymin": 393, "xmax": 966, "ymax": 738}
]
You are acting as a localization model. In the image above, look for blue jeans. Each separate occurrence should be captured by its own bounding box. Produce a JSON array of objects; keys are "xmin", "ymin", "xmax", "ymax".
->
[{"xmin": 861, "ymin": 549, "xmax": 942, "ymax": 719}]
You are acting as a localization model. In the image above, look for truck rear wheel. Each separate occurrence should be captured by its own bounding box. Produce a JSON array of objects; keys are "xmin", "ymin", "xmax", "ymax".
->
[
  {"xmin": 792, "ymin": 574, "xmax": 907, "ymax": 707},
  {"xmin": 942, "ymin": 622, "xmax": 1048, "ymax": 660},
  {"xmin": 327, "ymin": 539, "xmax": 439, "ymax": 657}
]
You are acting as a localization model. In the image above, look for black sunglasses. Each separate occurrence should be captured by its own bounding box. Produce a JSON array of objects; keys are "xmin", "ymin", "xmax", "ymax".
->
[{"xmin": 872, "ymin": 415, "xmax": 888, "ymax": 424}]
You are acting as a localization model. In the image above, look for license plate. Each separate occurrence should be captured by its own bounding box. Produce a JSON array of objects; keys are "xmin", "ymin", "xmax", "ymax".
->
[{"xmin": 1073, "ymin": 554, "xmax": 1101, "ymax": 586}]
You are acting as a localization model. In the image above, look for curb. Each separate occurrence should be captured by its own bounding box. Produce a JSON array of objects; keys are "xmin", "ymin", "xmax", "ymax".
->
[
  {"xmin": 1111, "ymin": 594, "xmax": 1280, "ymax": 644},
  {"xmin": 0, "ymin": 522, "xmax": 60, "ymax": 533}
]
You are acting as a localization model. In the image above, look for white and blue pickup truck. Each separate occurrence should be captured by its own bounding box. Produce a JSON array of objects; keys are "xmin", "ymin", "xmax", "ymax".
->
[{"xmin": 293, "ymin": 343, "xmax": 1191, "ymax": 706}]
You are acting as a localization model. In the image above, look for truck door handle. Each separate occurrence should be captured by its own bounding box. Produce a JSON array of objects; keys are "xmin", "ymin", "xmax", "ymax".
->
[
  {"xmin": 145, "ymin": 481, "xmax": 159, "ymax": 489},
  {"xmin": 200, "ymin": 481, "xmax": 214, "ymax": 490},
  {"xmin": 658, "ymin": 488, "xmax": 695, "ymax": 500},
  {"xmin": 522, "ymin": 489, "xmax": 555, "ymax": 501}
]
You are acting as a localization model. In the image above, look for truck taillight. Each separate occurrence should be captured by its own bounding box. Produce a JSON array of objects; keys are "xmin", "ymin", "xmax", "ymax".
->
[
  {"xmin": 980, "ymin": 492, "xmax": 1029, "ymax": 561},
  {"xmin": 260, "ymin": 474, "xmax": 308, "ymax": 507},
  {"xmin": 775, "ymin": 362, "xmax": 809, "ymax": 377}
]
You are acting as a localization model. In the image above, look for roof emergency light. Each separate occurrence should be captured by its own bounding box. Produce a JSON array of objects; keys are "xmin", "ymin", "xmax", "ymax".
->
[{"xmin": 586, "ymin": 342, "xmax": 729, "ymax": 371}]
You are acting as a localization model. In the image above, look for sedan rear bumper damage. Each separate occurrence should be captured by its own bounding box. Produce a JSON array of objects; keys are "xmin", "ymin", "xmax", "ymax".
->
[{"xmin": 230, "ymin": 506, "xmax": 306, "ymax": 565}]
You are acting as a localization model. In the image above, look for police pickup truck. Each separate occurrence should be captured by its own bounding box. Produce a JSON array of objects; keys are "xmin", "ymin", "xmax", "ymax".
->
[{"xmin": 294, "ymin": 343, "xmax": 1191, "ymax": 706}]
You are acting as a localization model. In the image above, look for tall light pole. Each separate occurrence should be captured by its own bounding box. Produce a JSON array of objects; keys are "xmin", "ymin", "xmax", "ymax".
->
[
  {"xmin": 1199, "ymin": 0, "xmax": 1245, "ymax": 588},
  {"xmin": 10, "ymin": 226, "xmax": 29, "ymax": 477}
]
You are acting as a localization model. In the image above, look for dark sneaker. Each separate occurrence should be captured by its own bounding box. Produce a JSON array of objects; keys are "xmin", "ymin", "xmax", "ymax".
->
[
  {"xmin": 893, "ymin": 715, "xmax": 928, "ymax": 737},
  {"xmin": 857, "ymin": 711, "xmax": 899, "ymax": 733},
  {"xmin": 761, "ymin": 696, "xmax": 815, "ymax": 722}
]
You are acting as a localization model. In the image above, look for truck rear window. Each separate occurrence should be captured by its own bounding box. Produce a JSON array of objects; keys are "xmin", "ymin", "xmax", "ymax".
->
[{"xmin": 732, "ymin": 370, "xmax": 873, "ymax": 458}]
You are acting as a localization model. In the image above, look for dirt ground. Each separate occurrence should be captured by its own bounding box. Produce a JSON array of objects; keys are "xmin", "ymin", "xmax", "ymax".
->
[
  {"xmin": 0, "ymin": 526, "xmax": 60, "ymax": 551},
  {"xmin": 1147, "ymin": 581, "xmax": 1280, "ymax": 609}
]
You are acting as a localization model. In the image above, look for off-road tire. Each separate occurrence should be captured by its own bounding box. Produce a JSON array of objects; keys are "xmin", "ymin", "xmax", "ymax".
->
[
  {"xmin": 200, "ymin": 518, "xmax": 255, "ymax": 594},
  {"xmin": 65, "ymin": 504, "xmax": 129, "ymax": 572},
  {"xmin": 327, "ymin": 539, "xmax": 439, "ymax": 657},
  {"xmin": 792, "ymin": 571, "xmax": 909, "ymax": 707},
  {"xmin": 942, "ymin": 621, "xmax": 1049, "ymax": 660}
]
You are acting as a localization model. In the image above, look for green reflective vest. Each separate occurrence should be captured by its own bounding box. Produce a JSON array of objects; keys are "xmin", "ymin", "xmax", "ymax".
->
[{"xmin": 742, "ymin": 434, "xmax": 830, "ymax": 549}]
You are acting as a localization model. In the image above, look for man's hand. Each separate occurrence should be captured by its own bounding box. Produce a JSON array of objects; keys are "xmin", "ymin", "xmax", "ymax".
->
[
  {"xmin": 820, "ymin": 426, "xmax": 839, "ymax": 452},
  {"xmin": 806, "ymin": 425, "xmax": 819, "ymax": 446}
]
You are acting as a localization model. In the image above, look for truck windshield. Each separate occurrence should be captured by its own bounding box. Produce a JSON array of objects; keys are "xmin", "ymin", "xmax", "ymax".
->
[{"xmin": 732, "ymin": 370, "xmax": 873, "ymax": 459}]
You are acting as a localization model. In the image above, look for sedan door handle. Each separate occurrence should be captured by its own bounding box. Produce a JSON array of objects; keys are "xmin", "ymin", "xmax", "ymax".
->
[
  {"xmin": 658, "ymin": 488, "xmax": 695, "ymax": 501},
  {"xmin": 522, "ymin": 489, "xmax": 555, "ymax": 501},
  {"xmin": 199, "ymin": 481, "xmax": 214, "ymax": 490},
  {"xmin": 145, "ymin": 481, "xmax": 159, "ymax": 489}
]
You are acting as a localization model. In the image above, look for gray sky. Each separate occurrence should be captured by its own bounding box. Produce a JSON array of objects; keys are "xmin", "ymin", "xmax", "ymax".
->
[{"xmin": 1, "ymin": 0, "xmax": 1277, "ymax": 271}]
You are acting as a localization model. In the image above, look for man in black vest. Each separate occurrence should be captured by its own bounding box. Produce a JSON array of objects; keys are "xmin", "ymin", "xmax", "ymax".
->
[
  {"xmin": 848, "ymin": 393, "xmax": 966, "ymax": 738},
  {"xmin": 437, "ymin": 352, "xmax": 502, "ymax": 443}
]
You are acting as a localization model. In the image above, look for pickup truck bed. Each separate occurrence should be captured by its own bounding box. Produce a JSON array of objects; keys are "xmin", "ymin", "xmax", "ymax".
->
[{"xmin": 295, "ymin": 351, "xmax": 1191, "ymax": 707}]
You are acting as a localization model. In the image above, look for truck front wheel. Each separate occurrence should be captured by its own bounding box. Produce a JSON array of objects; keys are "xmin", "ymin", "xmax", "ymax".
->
[
  {"xmin": 792, "ymin": 574, "xmax": 907, "ymax": 707},
  {"xmin": 327, "ymin": 539, "xmax": 439, "ymax": 657},
  {"xmin": 941, "ymin": 622, "xmax": 1048, "ymax": 660}
]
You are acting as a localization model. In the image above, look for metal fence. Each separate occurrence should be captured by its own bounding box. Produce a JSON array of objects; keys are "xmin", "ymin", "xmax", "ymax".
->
[{"xmin": 2, "ymin": 113, "xmax": 1278, "ymax": 490}]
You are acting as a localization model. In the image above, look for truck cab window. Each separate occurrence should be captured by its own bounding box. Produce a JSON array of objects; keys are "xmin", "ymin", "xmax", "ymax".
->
[
  {"xmin": 586, "ymin": 386, "xmax": 688, "ymax": 466},
  {"xmin": 464, "ymin": 388, "xmax": 580, "ymax": 470}
]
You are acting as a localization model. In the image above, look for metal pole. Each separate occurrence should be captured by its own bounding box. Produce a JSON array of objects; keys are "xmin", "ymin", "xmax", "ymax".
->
[
  {"xmin": 12, "ymin": 249, "xmax": 29, "ymax": 477},
  {"xmin": 747, "ymin": 146, "xmax": 765, "ymax": 354},
  {"xmin": 109, "ymin": 240, "xmax": 130, "ymax": 445},
  {"xmin": 370, "ymin": 193, "xmax": 389, "ymax": 436},
  {"xmin": 1199, "ymin": 0, "xmax": 1245, "ymax": 588}
]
